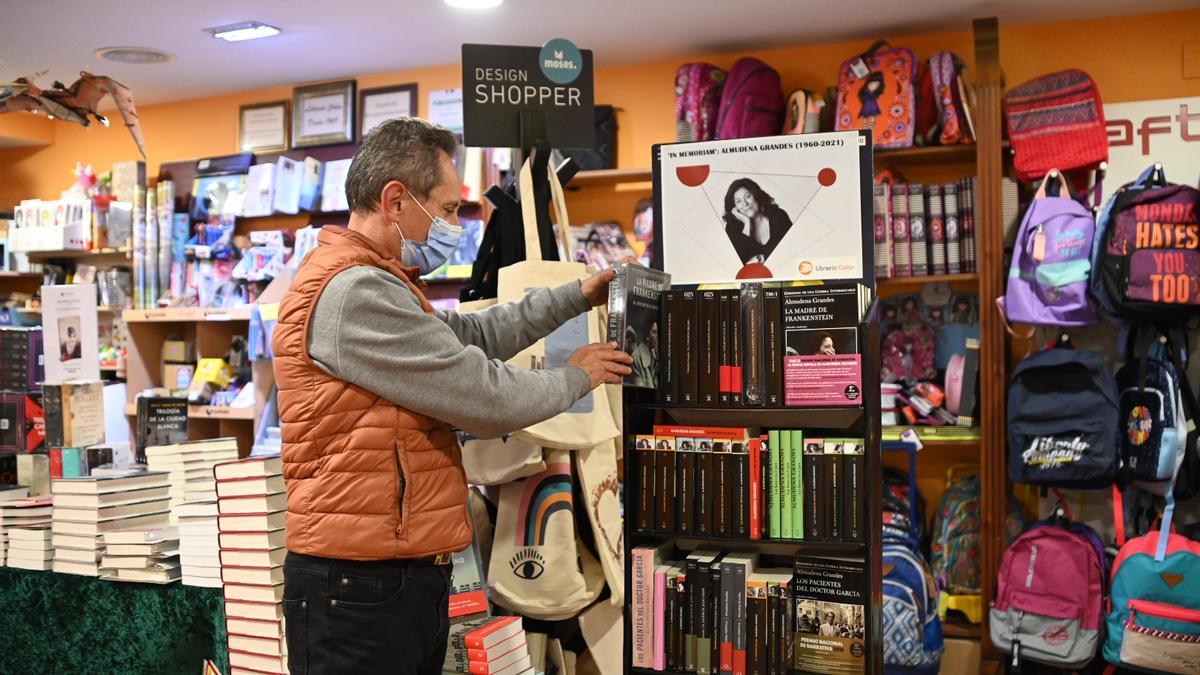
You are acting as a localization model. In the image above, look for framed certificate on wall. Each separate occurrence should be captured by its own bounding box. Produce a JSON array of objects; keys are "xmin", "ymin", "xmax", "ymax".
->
[
  {"xmin": 360, "ymin": 83, "xmax": 418, "ymax": 137},
  {"xmin": 292, "ymin": 80, "xmax": 356, "ymax": 148},
  {"xmin": 238, "ymin": 101, "xmax": 288, "ymax": 153}
]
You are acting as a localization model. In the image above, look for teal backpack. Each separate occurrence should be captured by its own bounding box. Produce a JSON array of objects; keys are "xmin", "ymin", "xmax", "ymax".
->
[
  {"xmin": 929, "ymin": 467, "xmax": 1025, "ymax": 596},
  {"xmin": 1103, "ymin": 518, "xmax": 1200, "ymax": 673}
]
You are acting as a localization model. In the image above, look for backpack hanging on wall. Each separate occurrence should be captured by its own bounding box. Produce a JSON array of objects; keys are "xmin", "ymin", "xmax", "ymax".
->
[
  {"xmin": 1115, "ymin": 329, "xmax": 1192, "ymax": 494},
  {"xmin": 928, "ymin": 52, "xmax": 973, "ymax": 146},
  {"xmin": 1004, "ymin": 69, "xmax": 1108, "ymax": 182},
  {"xmin": 989, "ymin": 503, "xmax": 1106, "ymax": 669},
  {"xmin": 1103, "ymin": 522, "xmax": 1200, "ymax": 673},
  {"xmin": 1088, "ymin": 164, "xmax": 1168, "ymax": 320},
  {"xmin": 674, "ymin": 63, "xmax": 726, "ymax": 142},
  {"xmin": 835, "ymin": 41, "xmax": 918, "ymax": 149},
  {"xmin": 1002, "ymin": 170, "xmax": 1100, "ymax": 327},
  {"xmin": 714, "ymin": 57, "xmax": 784, "ymax": 140},
  {"xmin": 1006, "ymin": 346, "xmax": 1119, "ymax": 488},
  {"xmin": 1094, "ymin": 165, "xmax": 1200, "ymax": 324}
]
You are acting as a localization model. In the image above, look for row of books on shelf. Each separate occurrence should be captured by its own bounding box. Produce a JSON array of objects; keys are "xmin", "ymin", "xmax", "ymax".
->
[
  {"xmin": 609, "ymin": 265, "xmax": 870, "ymax": 409},
  {"xmin": 632, "ymin": 545, "xmax": 866, "ymax": 675},
  {"xmin": 873, "ymin": 177, "xmax": 978, "ymax": 280},
  {"xmin": 633, "ymin": 427, "xmax": 865, "ymax": 544}
]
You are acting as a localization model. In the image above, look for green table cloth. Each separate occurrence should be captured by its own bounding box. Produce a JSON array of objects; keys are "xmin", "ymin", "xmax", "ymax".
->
[{"xmin": 0, "ymin": 567, "xmax": 228, "ymax": 674}]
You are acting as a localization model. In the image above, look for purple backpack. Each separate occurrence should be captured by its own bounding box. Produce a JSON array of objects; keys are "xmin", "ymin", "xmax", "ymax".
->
[
  {"xmin": 674, "ymin": 63, "xmax": 726, "ymax": 142},
  {"xmin": 1003, "ymin": 171, "xmax": 1099, "ymax": 326},
  {"xmin": 715, "ymin": 57, "xmax": 784, "ymax": 140}
]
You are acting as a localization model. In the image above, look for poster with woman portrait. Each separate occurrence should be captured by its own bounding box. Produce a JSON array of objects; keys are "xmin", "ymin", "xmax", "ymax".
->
[
  {"xmin": 42, "ymin": 284, "xmax": 100, "ymax": 383},
  {"xmin": 653, "ymin": 130, "xmax": 871, "ymax": 286}
]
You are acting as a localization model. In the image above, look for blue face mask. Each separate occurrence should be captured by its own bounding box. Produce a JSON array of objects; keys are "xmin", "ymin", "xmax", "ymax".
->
[{"xmin": 394, "ymin": 194, "xmax": 462, "ymax": 274}]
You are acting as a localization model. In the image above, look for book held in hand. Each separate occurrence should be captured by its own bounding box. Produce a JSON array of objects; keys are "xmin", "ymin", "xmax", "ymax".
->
[{"xmin": 606, "ymin": 263, "xmax": 671, "ymax": 389}]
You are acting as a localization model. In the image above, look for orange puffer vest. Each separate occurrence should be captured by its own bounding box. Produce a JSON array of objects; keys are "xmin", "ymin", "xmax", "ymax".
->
[{"xmin": 272, "ymin": 226, "xmax": 472, "ymax": 560}]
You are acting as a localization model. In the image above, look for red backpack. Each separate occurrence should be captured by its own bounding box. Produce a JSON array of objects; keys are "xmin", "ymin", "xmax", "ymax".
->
[
  {"xmin": 714, "ymin": 57, "xmax": 784, "ymax": 140},
  {"xmin": 674, "ymin": 63, "xmax": 726, "ymax": 142},
  {"xmin": 1005, "ymin": 69, "xmax": 1108, "ymax": 182}
]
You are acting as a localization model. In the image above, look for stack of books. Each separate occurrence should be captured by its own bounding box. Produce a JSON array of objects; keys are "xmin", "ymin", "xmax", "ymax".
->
[
  {"xmin": 0, "ymin": 485, "xmax": 35, "ymax": 565},
  {"xmin": 100, "ymin": 527, "xmax": 181, "ymax": 584},
  {"xmin": 6, "ymin": 525, "xmax": 53, "ymax": 571},
  {"xmin": 217, "ymin": 454, "xmax": 287, "ymax": 675},
  {"xmin": 51, "ymin": 472, "xmax": 171, "ymax": 576},
  {"xmin": 0, "ymin": 496, "xmax": 53, "ymax": 569},
  {"xmin": 146, "ymin": 438, "xmax": 239, "ymax": 524},
  {"xmin": 444, "ymin": 616, "xmax": 534, "ymax": 675},
  {"xmin": 177, "ymin": 500, "xmax": 221, "ymax": 587}
]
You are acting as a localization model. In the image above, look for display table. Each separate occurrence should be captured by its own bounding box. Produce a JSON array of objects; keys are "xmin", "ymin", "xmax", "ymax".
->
[{"xmin": 0, "ymin": 568, "xmax": 228, "ymax": 673}]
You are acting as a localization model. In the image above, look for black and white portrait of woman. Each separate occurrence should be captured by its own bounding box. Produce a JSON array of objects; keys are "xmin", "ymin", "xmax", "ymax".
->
[{"xmin": 722, "ymin": 178, "xmax": 793, "ymax": 265}]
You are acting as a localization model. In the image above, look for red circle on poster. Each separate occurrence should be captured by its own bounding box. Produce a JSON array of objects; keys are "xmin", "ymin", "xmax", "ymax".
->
[
  {"xmin": 736, "ymin": 263, "xmax": 773, "ymax": 279},
  {"xmin": 818, "ymin": 168, "xmax": 837, "ymax": 186},
  {"xmin": 676, "ymin": 165, "xmax": 710, "ymax": 187}
]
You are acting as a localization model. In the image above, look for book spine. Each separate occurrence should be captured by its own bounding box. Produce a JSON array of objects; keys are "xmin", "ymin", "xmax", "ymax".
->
[
  {"xmin": 908, "ymin": 183, "xmax": 928, "ymax": 276},
  {"xmin": 928, "ymin": 184, "xmax": 946, "ymax": 275},
  {"xmin": 891, "ymin": 184, "xmax": 911, "ymax": 277},
  {"xmin": 741, "ymin": 284, "xmax": 764, "ymax": 406},
  {"xmin": 804, "ymin": 446, "xmax": 824, "ymax": 540},
  {"xmin": 710, "ymin": 563, "xmax": 722, "ymax": 675},
  {"xmin": 676, "ymin": 440, "xmax": 693, "ymax": 535},
  {"xmin": 675, "ymin": 571, "xmax": 688, "ymax": 670},
  {"xmin": 965, "ymin": 177, "xmax": 978, "ymax": 273},
  {"xmin": 662, "ymin": 290, "xmax": 677, "ymax": 404},
  {"xmin": 789, "ymin": 431, "xmax": 805, "ymax": 540},
  {"xmin": 718, "ymin": 290, "xmax": 731, "ymax": 406},
  {"xmin": 779, "ymin": 431, "xmax": 793, "ymax": 539},
  {"xmin": 758, "ymin": 438, "xmax": 770, "ymax": 540},
  {"xmin": 632, "ymin": 549, "xmax": 649, "ymax": 667},
  {"xmin": 682, "ymin": 291, "xmax": 699, "ymax": 405},
  {"xmin": 748, "ymin": 439, "xmax": 761, "ymax": 540},
  {"xmin": 696, "ymin": 562, "xmax": 712, "ymax": 675},
  {"xmin": 730, "ymin": 289, "xmax": 743, "ymax": 406},
  {"xmin": 720, "ymin": 562, "xmax": 734, "ymax": 675},
  {"xmin": 763, "ymin": 288, "xmax": 782, "ymax": 406},
  {"xmin": 944, "ymin": 183, "xmax": 961, "ymax": 274},
  {"xmin": 783, "ymin": 582, "xmax": 795, "ymax": 671},
  {"xmin": 696, "ymin": 444, "xmax": 710, "ymax": 533},
  {"xmin": 873, "ymin": 184, "xmax": 891, "ymax": 279},
  {"xmin": 768, "ymin": 586, "xmax": 780, "ymax": 675},
  {"xmin": 700, "ymin": 290, "xmax": 719, "ymax": 406},
  {"xmin": 747, "ymin": 588, "xmax": 762, "ymax": 675},
  {"xmin": 636, "ymin": 437, "xmax": 654, "ymax": 532},
  {"xmin": 714, "ymin": 443, "xmax": 731, "ymax": 538},
  {"xmin": 686, "ymin": 559, "xmax": 699, "ymax": 672},
  {"xmin": 48, "ymin": 447, "xmax": 64, "ymax": 479},
  {"xmin": 655, "ymin": 437, "xmax": 676, "ymax": 533},
  {"xmin": 607, "ymin": 265, "xmax": 627, "ymax": 346},
  {"xmin": 827, "ymin": 446, "xmax": 843, "ymax": 541},
  {"xmin": 767, "ymin": 430, "xmax": 781, "ymax": 540},
  {"xmin": 844, "ymin": 446, "xmax": 865, "ymax": 543},
  {"xmin": 654, "ymin": 568, "xmax": 667, "ymax": 671},
  {"xmin": 732, "ymin": 444, "xmax": 748, "ymax": 538},
  {"xmin": 733, "ymin": 564, "xmax": 748, "ymax": 675},
  {"xmin": 42, "ymin": 384, "xmax": 63, "ymax": 449}
]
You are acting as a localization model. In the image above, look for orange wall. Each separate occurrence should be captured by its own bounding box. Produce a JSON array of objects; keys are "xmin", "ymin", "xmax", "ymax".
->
[{"xmin": 2, "ymin": 9, "xmax": 1198, "ymax": 209}]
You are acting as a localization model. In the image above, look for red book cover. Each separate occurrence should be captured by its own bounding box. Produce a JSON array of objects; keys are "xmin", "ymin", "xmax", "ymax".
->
[
  {"xmin": 734, "ymin": 649, "xmax": 747, "ymax": 675},
  {"xmin": 720, "ymin": 641, "xmax": 734, "ymax": 674},
  {"xmin": 448, "ymin": 589, "xmax": 488, "ymax": 619},
  {"xmin": 652, "ymin": 425, "xmax": 746, "ymax": 439},
  {"xmin": 463, "ymin": 616, "xmax": 521, "ymax": 650},
  {"xmin": 748, "ymin": 438, "xmax": 761, "ymax": 540},
  {"xmin": 48, "ymin": 448, "xmax": 63, "ymax": 479}
]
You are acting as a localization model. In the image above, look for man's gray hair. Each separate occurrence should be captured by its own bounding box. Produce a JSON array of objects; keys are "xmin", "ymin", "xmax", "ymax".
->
[{"xmin": 345, "ymin": 117, "xmax": 458, "ymax": 216}]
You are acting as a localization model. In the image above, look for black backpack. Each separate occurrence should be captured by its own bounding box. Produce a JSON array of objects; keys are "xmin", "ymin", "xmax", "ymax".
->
[{"xmin": 1007, "ymin": 346, "xmax": 1119, "ymax": 488}]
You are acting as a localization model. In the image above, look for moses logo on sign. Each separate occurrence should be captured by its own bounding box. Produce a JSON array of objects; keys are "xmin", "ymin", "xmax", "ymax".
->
[{"xmin": 539, "ymin": 38, "xmax": 583, "ymax": 85}]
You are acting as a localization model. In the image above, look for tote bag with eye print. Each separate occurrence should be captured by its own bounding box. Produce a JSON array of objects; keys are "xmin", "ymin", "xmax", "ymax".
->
[{"xmin": 488, "ymin": 449, "xmax": 604, "ymax": 621}]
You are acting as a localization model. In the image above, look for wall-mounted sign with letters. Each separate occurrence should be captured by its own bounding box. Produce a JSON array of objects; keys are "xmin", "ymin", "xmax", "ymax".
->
[{"xmin": 461, "ymin": 39, "xmax": 595, "ymax": 149}]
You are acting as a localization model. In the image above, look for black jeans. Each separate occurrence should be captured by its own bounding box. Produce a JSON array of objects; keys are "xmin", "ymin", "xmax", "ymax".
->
[{"xmin": 283, "ymin": 551, "xmax": 452, "ymax": 674}]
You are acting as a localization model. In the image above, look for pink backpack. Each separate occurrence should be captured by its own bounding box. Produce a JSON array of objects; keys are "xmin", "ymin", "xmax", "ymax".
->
[
  {"xmin": 989, "ymin": 514, "xmax": 1105, "ymax": 669},
  {"xmin": 715, "ymin": 57, "xmax": 784, "ymax": 140},
  {"xmin": 674, "ymin": 63, "xmax": 726, "ymax": 142}
]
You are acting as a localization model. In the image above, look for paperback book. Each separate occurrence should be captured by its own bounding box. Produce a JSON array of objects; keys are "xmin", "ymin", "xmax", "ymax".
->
[
  {"xmin": 781, "ymin": 284, "xmax": 868, "ymax": 407},
  {"xmin": 792, "ymin": 557, "xmax": 867, "ymax": 674}
]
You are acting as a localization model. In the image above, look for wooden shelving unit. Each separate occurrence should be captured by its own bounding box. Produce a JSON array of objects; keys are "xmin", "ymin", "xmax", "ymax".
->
[
  {"xmin": 878, "ymin": 272, "xmax": 979, "ymax": 291},
  {"xmin": 23, "ymin": 246, "xmax": 132, "ymax": 263},
  {"xmin": 122, "ymin": 306, "xmax": 255, "ymax": 323},
  {"xmin": 569, "ymin": 167, "xmax": 653, "ymax": 187}
]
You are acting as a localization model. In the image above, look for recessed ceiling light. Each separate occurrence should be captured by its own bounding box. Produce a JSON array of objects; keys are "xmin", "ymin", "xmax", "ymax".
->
[
  {"xmin": 95, "ymin": 47, "xmax": 176, "ymax": 64},
  {"xmin": 444, "ymin": 0, "xmax": 503, "ymax": 9},
  {"xmin": 206, "ymin": 21, "xmax": 281, "ymax": 42}
]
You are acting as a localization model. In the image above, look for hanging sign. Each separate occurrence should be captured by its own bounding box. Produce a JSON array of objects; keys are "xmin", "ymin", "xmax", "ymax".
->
[
  {"xmin": 1103, "ymin": 96, "xmax": 1200, "ymax": 193},
  {"xmin": 461, "ymin": 39, "xmax": 595, "ymax": 149}
]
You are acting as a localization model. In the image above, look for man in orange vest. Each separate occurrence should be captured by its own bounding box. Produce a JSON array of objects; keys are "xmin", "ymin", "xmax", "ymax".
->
[{"xmin": 272, "ymin": 117, "xmax": 631, "ymax": 674}]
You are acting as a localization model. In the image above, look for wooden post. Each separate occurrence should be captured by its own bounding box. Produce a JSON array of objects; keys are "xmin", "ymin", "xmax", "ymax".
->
[{"xmin": 972, "ymin": 15, "xmax": 1007, "ymax": 665}]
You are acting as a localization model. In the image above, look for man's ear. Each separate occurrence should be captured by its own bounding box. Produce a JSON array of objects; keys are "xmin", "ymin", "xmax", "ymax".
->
[{"xmin": 379, "ymin": 180, "xmax": 408, "ymax": 222}]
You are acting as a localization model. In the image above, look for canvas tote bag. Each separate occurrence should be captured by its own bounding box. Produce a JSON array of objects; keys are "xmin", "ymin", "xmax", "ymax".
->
[
  {"xmin": 488, "ymin": 449, "xmax": 605, "ymax": 620},
  {"xmin": 499, "ymin": 155, "xmax": 620, "ymax": 450},
  {"xmin": 575, "ymin": 442, "xmax": 624, "ymax": 606}
]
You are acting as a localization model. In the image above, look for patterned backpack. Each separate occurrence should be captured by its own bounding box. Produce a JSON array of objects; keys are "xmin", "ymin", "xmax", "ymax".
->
[
  {"xmin": 835, "ymin": 41, "xmax": 918, "ymax": 149},
  {"xmin": 674, "ymin": 63, "xmax": 725, "ymax": 142},
  {"xmin": 883, "ymin": 542, "xmax": 944, "ymax": 674},
  {"xmin": 1005, "ymin": 69, "xmax": 1108, "ymax": 182},
  {"xmin": 930, "ymin": 467, "xmax": 1025, "ymax": 597},
  {"xmin": 929, "ymin": 52, "xmax": 972, "ymax": 145}
]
